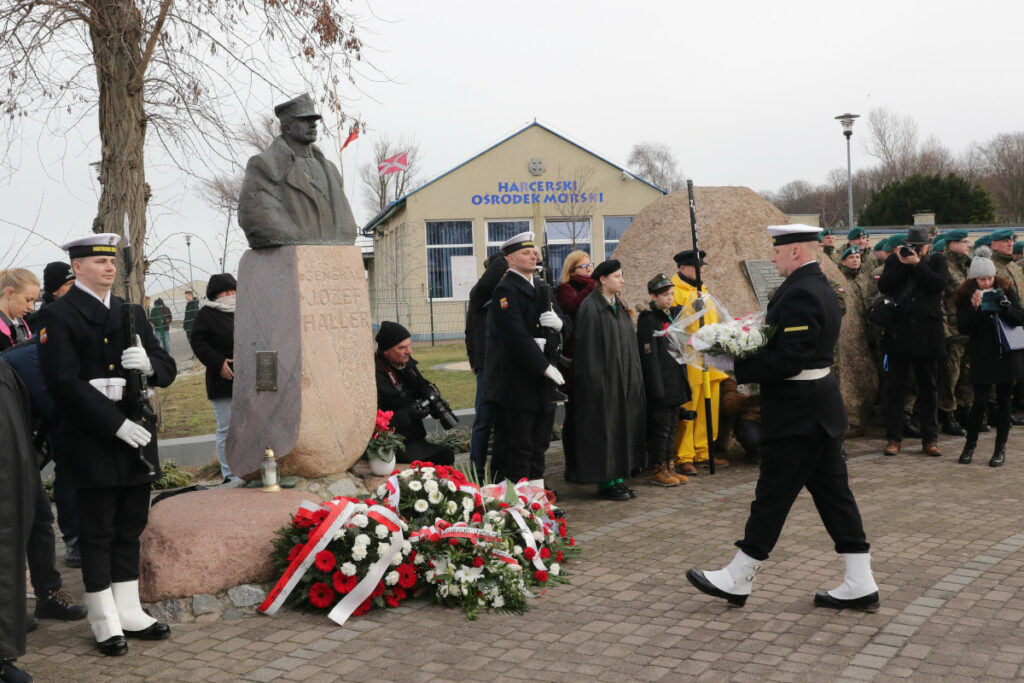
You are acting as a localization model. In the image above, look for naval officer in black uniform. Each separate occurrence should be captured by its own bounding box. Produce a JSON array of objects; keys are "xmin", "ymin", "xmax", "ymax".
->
[
  {"xmin": 687, "ymin": 225, "xmax": 879, "ymax": 612},
  {"xmin": 489, "ymin": 232, "xmax": 569, "ymax": 489},
  {"xmin": 37, "ymin": 234, "xmax": 176, "ymax": 656}
]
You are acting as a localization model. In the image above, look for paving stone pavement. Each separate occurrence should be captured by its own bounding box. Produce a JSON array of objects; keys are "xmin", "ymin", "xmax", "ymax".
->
[{"xmin": 20, "ymin": 429, "xmax": 1024, "ymax": 682}]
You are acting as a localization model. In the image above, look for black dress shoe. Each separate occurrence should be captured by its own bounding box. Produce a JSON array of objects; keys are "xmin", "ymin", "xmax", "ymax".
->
[
  {"xmin": 902, "ymin": 415, "xmax": 922, "ymax": 438},
  {"xmin": 813, "ymin": 590, "xmax": 880, "ymax": 612},
  {"xmin": 685, "ymin": 569, "xmax": 747, "ymax": 607},
  {"xmin": 124, "ymin": 621, "xmax": 171, "ymax": 640},
  {"xmin": 0, "ymin": 659, "xmax": 33, "ymax": 683},
  {"xmin": 96, "ymin": 636, "xmax": 128, "ymax": 657},
  {"xmin": 598, "ymin": 485, "xmax": 630, "ymax": 501},
  {"xmin": 990, "ymin": 443, "xmax": 1006, "ymax": 467},
  {"xmin": 616, "ymin": 483, "xmax": 638, "ymax": 499},
  {"xmin": 958, "ymin": 442, "xmax": 975, "ymax": 464}
]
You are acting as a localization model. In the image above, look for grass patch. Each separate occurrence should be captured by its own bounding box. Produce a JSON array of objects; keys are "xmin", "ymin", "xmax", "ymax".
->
[{"xmin": 414, "ymin": 343, "xmax": 475, "ymax": 411}]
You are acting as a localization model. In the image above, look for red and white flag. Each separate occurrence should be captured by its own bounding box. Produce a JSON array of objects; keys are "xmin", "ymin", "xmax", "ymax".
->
[
  {"xmin": 378, "ymin": 152, "xmax": 409, "ymax": 176},
  {"xmin": 340, "ymin": 124, "xmax": 359, "ymax": 152}
]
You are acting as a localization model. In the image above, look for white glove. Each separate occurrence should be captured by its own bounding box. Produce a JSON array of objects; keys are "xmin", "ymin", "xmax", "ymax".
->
[
  {"xmin": 543, "ymin": 365, "xmax": 565, "ymax": 386},
  {"xmin": 121, "ymin": 335, "xmax": 153, "ymax": 376},
  {"xmin": 704, "ymin": 354, "xmax": 734, "ymax": 373},
  {"xmin": 539, "ymin": 310, "xmax": 563, "ymax": 333},
  {"xmin": 115, "ymin": 419, "xmax": 152, "ymax": 448}
]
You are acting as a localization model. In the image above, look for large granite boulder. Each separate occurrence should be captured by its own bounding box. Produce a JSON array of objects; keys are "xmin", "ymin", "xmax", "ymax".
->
[
  {"xmin": 139, "ymin": 488, "xmax": 318, "ymax": 601},
  {"xmin": 612, "ymin": 186, "xmax": 875, "ymax": 432},
  {"xmin": 226, "ymin": 245, "xmax": 375, "ymax": 478}
]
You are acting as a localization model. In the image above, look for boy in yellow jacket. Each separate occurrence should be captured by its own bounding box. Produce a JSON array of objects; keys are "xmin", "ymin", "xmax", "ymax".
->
[{"xmin": 671, "ymin": 249, "xmax": 729, "ymax": 475}]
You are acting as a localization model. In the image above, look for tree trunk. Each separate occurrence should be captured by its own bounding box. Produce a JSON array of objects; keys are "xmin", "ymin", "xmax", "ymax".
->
[{"xmin": 89, "ymin": 0, "xmax": 149, "ymax": 302}]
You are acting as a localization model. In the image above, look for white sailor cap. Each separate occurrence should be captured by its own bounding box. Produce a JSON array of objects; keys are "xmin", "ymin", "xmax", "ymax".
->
[
  {"xmin": 767, "ymin": 224, "xmax": 822, "ymax": 246},
  {"xmin": 500, "ymin": 231, "xmax": 536, "ymax": 255},
  {"xmin": 62, "ymin": 233, "xmax": 121, "ymax": 259}
]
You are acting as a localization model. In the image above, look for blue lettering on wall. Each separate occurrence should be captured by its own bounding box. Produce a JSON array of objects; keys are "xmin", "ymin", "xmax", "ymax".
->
[{"xmin": 471, "ymin": 179, "xmax": 602, "ymax": 207}]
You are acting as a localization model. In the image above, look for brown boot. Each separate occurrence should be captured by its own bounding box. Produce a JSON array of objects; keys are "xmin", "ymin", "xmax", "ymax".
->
[
  {"xmin": 883, "ymin": 440, "xmax": 900, "ymax": 456},
  {"xmin": 922, "ymin": 441, "xmax": 942, "ymax": 457},
  {"xmin": 650, "ymin": 464, "xmax": 679, "ymax": 487},
  {"xmin": 699, "ymin": 457, "xmax": 730, "ymax": 469},
  {"xmin": 666, "ymin": 464, "xmax": 688, "ymax": 485},
  {"xmin": 676, "ymin": 462, "xmax": 699, "ymax": 476}
]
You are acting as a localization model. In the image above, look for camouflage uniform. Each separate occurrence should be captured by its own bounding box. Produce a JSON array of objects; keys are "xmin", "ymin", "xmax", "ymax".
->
[
  {"xmin": 938, "ymin": 250, "xmax": 972, "ymax": 414},
  {"xmin": 994, "ymin": 250, "xmax": 1024, "ymax": 413}
]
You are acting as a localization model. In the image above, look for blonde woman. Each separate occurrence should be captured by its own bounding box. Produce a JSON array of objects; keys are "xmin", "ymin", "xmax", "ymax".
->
[
  {"xmin": 555, "ymin": 250, "xmax": 595, "ymax": 320},
  {"xmin": 0, "ymin": 268, "xmax": 40, "ymax": 351}
]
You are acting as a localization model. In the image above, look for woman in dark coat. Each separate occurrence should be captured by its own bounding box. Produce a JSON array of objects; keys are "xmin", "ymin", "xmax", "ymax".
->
[
  {"xmin": 955, "ymin": 248, "xmax": 1024, "ymax": 467},
  {"xmin": 555, "ymin": 250, "xmax": 596, "ymax": 321},
  {"xmin": 188, "ymin": 274, "xmax": 238, "ymax": 481},
  {"xmin": 564, "ymin": 260, "xmax": 646, "ymax": 501}
]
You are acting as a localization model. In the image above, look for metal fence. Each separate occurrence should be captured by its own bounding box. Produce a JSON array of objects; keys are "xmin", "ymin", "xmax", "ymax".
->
[{"xmin": 368, "ymin": 285, "xmax": 469, "ymax": 345}]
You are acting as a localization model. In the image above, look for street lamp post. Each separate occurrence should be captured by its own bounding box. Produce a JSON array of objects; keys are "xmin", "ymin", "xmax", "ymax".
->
[
  {"xmin": 835, "ymin": 113, "xmax": 860, "ymax": 229},
  {"xmin": 185, "ymin": 234, "xmax": 194, "ymax": 296}
]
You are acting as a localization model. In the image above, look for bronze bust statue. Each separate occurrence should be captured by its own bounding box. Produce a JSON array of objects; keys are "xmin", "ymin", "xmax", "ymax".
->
[{"xmin": 238, "ymin": 94, "xmax": 358, "ymax": 249}]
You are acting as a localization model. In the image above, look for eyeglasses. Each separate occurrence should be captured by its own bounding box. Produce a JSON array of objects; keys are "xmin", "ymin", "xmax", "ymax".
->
[{"xmin": 575, "ymin": 263, "xmax": 594, "ymax": 270}]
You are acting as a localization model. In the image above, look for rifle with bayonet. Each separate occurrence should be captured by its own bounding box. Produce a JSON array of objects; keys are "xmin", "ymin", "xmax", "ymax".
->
[
  {"xmin": 121, "ymin": 217, "xmax": 157, "ymax": 476},
  {"xmin": 537, "ymin": 227, "xmax": 569, "ymax": 402}
]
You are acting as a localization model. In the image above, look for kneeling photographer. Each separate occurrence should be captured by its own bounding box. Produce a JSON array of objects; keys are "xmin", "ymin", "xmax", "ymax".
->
[
  {"xmin": 374, "ymin": 321, "xmax": 457, "ymax": 466},
  {"xmin": 877, "ymin": 226, "xmax": 949, "ymax": 457}
]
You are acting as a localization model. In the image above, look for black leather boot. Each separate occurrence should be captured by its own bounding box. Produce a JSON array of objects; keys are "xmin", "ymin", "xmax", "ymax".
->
[
  {"xmin": 990, "ymin": 442, "xmax": 1006, "ymax": 467},
  {"xmin": 958, "ymin": 440, "xmax": 976, "ymax": 464},
  {"xmin": 940, "ymin": 411, "xmax": 966, "ymax": 436},
  {"xmin": 902, "ymin": 414, "xmax": 922, "ymax": 438}
]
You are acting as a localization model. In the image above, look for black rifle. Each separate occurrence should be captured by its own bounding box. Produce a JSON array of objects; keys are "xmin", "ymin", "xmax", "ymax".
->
[
  {"xmin": 687, "ymin": 180, "xmax": 715, "ymax": 475},
  {"xmin": 538, "ymin": 232, "xmax": 568, "ymax": 403},
  {"xmin": 121, "ymin": 236, "xmax": 157, "ymax": 476}
]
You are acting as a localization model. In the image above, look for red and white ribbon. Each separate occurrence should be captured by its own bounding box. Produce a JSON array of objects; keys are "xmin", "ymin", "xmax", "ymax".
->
[
  {"xmin": 328, "ymin": 506, "xmax": 405, "ymax": 627},
  {"xmin": 439, "ymin": 522, "xmax": 503, "ymax": 544},
  {"xmin": 506, "ymin": 507, "xmax": 547, "ymax": 571},
  {"xmin": 258, "ymin": 499, "xmax": 355, "ymax": 615},
  {"xmin": 384, "ymin": 475, "xmax": 400, "ymax": 510}
]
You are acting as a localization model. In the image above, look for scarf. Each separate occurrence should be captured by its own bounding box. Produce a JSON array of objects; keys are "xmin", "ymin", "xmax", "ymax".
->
[{"xmin": 205, "ymin": 294, "xmax": 236, "ymax": 313}]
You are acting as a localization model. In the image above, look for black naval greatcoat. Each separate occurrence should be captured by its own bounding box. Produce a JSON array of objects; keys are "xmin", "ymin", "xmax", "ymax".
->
[
  {"xmin": 490, "ymin": 271, "xmax": 569, "ymax": 413},
  {"xmin": 37, "ymin": 285, "xmax": 177, "ymax": 489},
  {"xmin": 733, "ymin": 260, "xmax": 868, "ymax": 561}
]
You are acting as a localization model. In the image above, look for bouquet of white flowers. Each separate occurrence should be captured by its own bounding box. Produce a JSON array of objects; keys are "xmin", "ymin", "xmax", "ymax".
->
[{"xmin": 689, "ymin": 313, "xmax": 772, "ymax": 359}]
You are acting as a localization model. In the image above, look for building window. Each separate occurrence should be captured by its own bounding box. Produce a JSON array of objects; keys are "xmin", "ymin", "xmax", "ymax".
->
[
  {"xmin": 603, "ymin": 216, "xmax": 634, "ymax": 258},
  {"xmin": 544, "ymin": 218, "xmax": 591, "ymax": 282},
  {"xmin": 426, "ymin": 220, "xmax": 473, "ymax": 299},
  {"xmin": 486, "ymin": 220, "xmax": 531, "ymax": 257}
]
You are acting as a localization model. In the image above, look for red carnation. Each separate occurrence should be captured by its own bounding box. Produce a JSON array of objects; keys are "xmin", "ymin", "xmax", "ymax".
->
[
  {"xmin": 397, "ymin": 563, "xmax": 418, "ymax": 589},
  {"xmin": 332, "ymin": 571, "xmax": 357, "ymax": 594},
  {"xmin": 539, "ymin": 547, "xmax": 551, "ymax": 560},
  {"xmin": 531, "ymin": 502, "xmax": 541, "ymax": 511},
  {"xmin": 569, "ymin": 538, "xmax": 575, "ymax": 546},
  {"xmin": 472, "ymin": 556, "xmax": 485, "ymax": 568},
  {"xmin": 523, "ymin": 547, "xmax": 536, "ymax": 560},
  {"xmin": 449, "ymin": 538, "xmax": 460, "ymax": 546},
  {"xmin": 287, "ymin": 543, "xmax": 305, "ymax": 562},
  {"xmin": 308, "ymin": 582, "xmax": 334, "ymax": 608},
  {"xmin": 385, "ymin": 594, "xmax": 401, "ymax": 608},
  {"xmin": 534, "ymin": 570, "xmax": 548, "ymax": 583},
  {"xmin": 559, "ymin": 525, "xmax": 567, "ymax": 538},
  {"xmin": 471, "ymin": 512, "xmax": 482, "ymax": 523},
  {"xmin": 314, "ymin": 550, "xmax": 336, "ymax": 572},
  {"xmin": 556, "ymin": 550, "xmax": 564, "ymax": 563},
  {"xmin": 352, "ymin": 597, "xmax": 373, "ymax": 617},
  {"xmin": 372, "ymin": 581, "xmax": 386, "ymax": 598},
  {"xmin": 499, "ymin": 502, "xmax": 509, "ymax": 509}
]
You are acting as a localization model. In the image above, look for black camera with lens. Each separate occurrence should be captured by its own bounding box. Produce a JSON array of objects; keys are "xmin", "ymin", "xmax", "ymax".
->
[
  {"xmin": 898, "ymin": 245, "xmax": 918, "ymax": 258},
  {"xmin": 415, "ymin": 383, "xmax": 459, "ymax": 430}
]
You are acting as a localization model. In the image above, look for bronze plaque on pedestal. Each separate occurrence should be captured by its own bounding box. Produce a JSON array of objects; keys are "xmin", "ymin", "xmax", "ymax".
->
[
  {"xmin": 741, "ymin": 260, "xmax": 785, "ymax": 311},
  {"xmin": 255, "ymin": 351, "xmax": 278, "ymax": 392}
]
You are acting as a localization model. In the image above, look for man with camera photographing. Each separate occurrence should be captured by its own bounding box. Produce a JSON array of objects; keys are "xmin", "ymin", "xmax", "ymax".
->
[
  {"xmin": 878, "ymin": 226, "xmax": 949, "ymax": 457},
  {"xmin": 374, "ymin": 321, "xmax": 455, "ymax": 467}
]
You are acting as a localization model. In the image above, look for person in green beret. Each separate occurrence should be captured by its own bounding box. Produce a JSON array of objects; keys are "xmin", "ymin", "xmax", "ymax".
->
[
  {"xmin": 988, "ymin": 229, "xmax": 1024, "ymax": 426},
  {"xmin": 1013, "ymin": 241, "xmax": 1024, "ymax": 262},
  {"xmin": 821, "ymin": 228, "xmax": 840, "ymax": 265},
  {"xmin": 938, "ymin": 230, "xmax": 973, "ymax": 435},
  {"xmin": 975, "ymin": 234, "xmax": 993, "ymax": 250}
]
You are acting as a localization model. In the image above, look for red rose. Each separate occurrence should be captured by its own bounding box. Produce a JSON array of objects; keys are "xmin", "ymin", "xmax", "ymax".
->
[
  {"xmin": 308, "ymin": 582, "xmax": 334, "ymax": 608},
  {"xmin": 397, "ymin": 563, "xmax": 418, "ymax": 589},
  {"xmin": 534, "ymin": 570, "xmax": 548, "ymax": 583},
  {"xmin": 372, "ymin": 581, "xmax": 386, "ymax": 598},
  {"xmin": 332, "ymin": 571, "xmax": 358, "ymax": 594},
  {"xmin": 557, "ymin": 550, "xmax": 564, "ymax": 563},
  {"xmin": 314, "ymin": 550, "xmax": 336, "ymax": 572},
  {"xmin": 539, "ymin": 547, "xmax": 551, "ymax": 559},
  {"xmin": 523, "ymin": 547, "xmax": 536, "ymax": 560},
  {"xmin": 287, "ymin": 543, "xmax": 305, "ymax": 562},
  {"xmin": 472, "ymin": 556, "xmax": 485, "ymax": 568}
]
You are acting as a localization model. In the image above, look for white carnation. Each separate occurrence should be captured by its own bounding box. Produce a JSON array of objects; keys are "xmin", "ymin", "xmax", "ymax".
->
[
  {"xmin": 447, "ymin": 480, "xmax": 457, "ymax": 492},
  {"xmin": 390, "ymin": 552, "xmax": 403, "ymax": 566},
  {"xmin": 352, "ymin": 545, "xmax": 367, "ymax": 562},
  {"xmin": 513, "ymin": 545, "xmax": 523, "ymax": 556},
  {"xmin": 402, "ymin": 541, "xmax": 412, "ymax": 554},
  {"xmin": 449, "ymin": 584, "xmax": 461, "ymax": 597},
  {"xmin": 340, "ymin": 562, "xmax": 357, "ymax": 576},
  {"xmin": 351, "ymin": 514, "xmax": 368, "ymax": 528},
  {"xmin": 550, "ymin": 563, "xmax": 560, "ymax": 576},
  {"xmin": 354, "ymin": 503, "xmax": 369, "ymax": 514},
  {"xmin": 408, "ymin": 480, "xmax": 423, "ymax": 491},
  {"xmin": 462, "ymin": 496, "xmax": 474, "ymax": 510},
  {"xmin": 414, "ymin": 553, "xmax": 426, "ymax": 565},
  {"xmin": 400, "ymin": 468, "xmax": 416, "ymax": 479},
  {"xmin": 446, "ymin": 500, "xmax": 458, "ymax": 515},
  {"xmin": 378, "ymin": 541, "xmax": 391, "ymax": 556},
  {"xmin": 353, "ymin": 533, "xmax": 370, "ymax": 547},
  {"xmin": 424, "ymin": 479, "xmax": 439, "ymax": 494},
  {"xmin": 532, "ymin": 530, "xmax": 545, "ymax": 542},
  {"xmin": 420, "ymin": 467, "xmax": 435, "ymax": 478},
  {"xmin": 375, "ymin": 524, "xmax": 389, "ymax": 539},
  {"xmin": 375, "ymin": 485, "xmax": 387, "ymax": 498},
  {"xmin": 414, "ymin": 499, "xmax": 429, "ymax": 513},
  {"xmin": 493, "ymin": 595, "xmax": 505, "ymax": 608},
  {"xmin": 385, "ymin": 571, "xmax": 399, "ymax": 586},
  {"xmin": 428, "ymin": 490, "xmax": 443, "ymax": 505}
]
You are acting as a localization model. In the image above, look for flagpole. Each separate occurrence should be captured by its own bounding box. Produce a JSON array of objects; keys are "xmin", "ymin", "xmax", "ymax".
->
[{"xmin": 333, "ymin": 85, "xmax": 344, "ymax": 179}]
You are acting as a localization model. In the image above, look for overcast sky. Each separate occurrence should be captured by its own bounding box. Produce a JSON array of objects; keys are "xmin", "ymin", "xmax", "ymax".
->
[{"xmin": 4, "ymin": 0, "xmax": 1022, "ymax": 293}]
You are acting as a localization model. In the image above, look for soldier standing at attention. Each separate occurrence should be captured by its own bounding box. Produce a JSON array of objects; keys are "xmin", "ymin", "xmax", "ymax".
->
[
  {"xmin": 938, "ymin": 230, "xmax": 972, "ymax": 436},
  {"xmin": 687, "ymin": 225, "xmax": 878, "ymax": 612},
  {"xmin": 37, "ymin": 234, "xmax": 176, "ymax": 656}
]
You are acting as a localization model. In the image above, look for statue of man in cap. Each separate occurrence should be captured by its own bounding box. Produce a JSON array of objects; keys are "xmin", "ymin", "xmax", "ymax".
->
[{"xmin": 238, "ymin": 93, "xmax": 358, "ymax": 249}]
